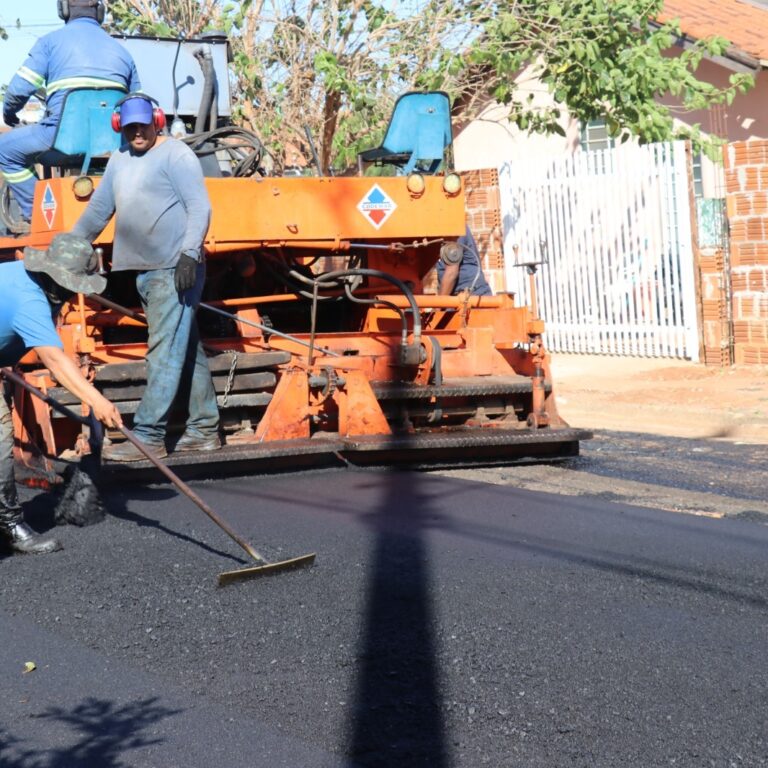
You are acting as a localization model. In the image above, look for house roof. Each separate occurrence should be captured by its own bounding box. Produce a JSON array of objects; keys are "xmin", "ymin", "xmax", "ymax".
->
[{"xmin": 658, "ymin": 0, "xmax": 768, "ymax": 66}]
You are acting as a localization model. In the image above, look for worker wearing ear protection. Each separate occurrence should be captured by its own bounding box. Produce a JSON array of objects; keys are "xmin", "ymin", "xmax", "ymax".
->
[
  {"xmin": 72, "ymin": 94, "xmax": 220, "ymax": 462},
  {"xmin": 0, "ymin": 0, "xmax": 140, "ymax": 229}
]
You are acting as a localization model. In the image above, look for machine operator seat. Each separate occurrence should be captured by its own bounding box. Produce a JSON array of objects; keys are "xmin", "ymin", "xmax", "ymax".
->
[
  {"xmin": 357, "ymin": 91, "xmax": 452, "ymax": 175},
  {"xmin": 36, "ymin": 88, "xmax": 124, "ymax": 177}
]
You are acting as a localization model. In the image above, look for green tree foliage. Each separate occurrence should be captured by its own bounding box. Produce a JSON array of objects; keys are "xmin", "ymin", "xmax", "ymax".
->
[
  {"xmin": 467, "ymin": 0, "xmax": 752, "ymax": 159},
  {"xmin": 105, "ymin": 0, "xmax": 753, "ymax": 169}
]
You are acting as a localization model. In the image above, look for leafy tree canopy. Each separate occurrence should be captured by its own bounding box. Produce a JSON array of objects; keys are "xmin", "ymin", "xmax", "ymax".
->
[{"xmin": 105, "ymin": 0, "xmax": 753, "ymax": 169}]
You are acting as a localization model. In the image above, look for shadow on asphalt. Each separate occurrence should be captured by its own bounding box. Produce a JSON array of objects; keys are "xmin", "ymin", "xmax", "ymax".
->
[
  {"xmin": 0, "ymin": 697, "xmax": 181, "ymax": 767},
  {"xmin": 19, "ymin": 484, "xmax": 246, "ymax": 566},
  {"xmin": 348, "ymin": 468, "xmax": 448, "ymax": 767}
]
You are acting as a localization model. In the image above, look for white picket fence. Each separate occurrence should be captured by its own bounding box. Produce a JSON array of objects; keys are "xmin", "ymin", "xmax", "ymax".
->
[{"xmin": 498, "ymin": 141, "xmax": 700, "ymax": 360}]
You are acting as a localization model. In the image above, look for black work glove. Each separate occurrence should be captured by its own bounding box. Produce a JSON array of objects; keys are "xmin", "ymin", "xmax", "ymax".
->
[
  {"xmin": 174, "ymin": 252, "xmax": 198, "ymax": 292},
  {"xmin": 3, "ymin": 111, "xmax": 20, "ymax": 128}
]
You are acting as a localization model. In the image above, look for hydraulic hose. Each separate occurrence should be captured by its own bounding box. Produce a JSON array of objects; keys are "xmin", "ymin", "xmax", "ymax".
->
[
  {"xmin": 193, "ymin": 45, "xmax": 215, "ymax": 135},
  {"xmin": 317, "ymin": 268, "xmax": 422, "ymax": 347}
]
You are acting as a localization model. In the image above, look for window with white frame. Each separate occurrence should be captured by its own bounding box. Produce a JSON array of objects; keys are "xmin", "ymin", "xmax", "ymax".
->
[{"xmin": 579, "ymin": 119, "xmax": 616, "ymax": 152}]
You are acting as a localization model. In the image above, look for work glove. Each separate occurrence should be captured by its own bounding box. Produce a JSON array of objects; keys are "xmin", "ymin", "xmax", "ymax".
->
[
  {"xmin": 174, "ymin": 252, "xmax": 198, "ymax": 292},
  {"xmin": 3, "ymin": 111, "xmax": 20, "ymax": 128}
]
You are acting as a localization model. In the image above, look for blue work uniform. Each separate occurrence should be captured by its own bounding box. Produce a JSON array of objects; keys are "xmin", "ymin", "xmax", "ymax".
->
[
  {"xmin": 0, "ymin": 18, "xmax": 140, "ymax": 221},
  {"xmin": 0, "ymin": 260, "xmax": 62, "ymax": 512},
  {"xmin": 436, "ymin": 225, "xmax": 493, "ymax": 296},
  {"xmin": 0, "ymin": 261, "xmax": 62, "ymax": 366}
]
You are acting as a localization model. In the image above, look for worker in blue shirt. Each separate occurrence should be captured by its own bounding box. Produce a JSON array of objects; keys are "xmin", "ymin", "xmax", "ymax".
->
[
  {"xmin": 0, "ymin": 0, "xmax": 140, "ymax": 232},
  {"xmin": 437, "ymin": 225, "xmax": 493, "ymax": 296},
  {"xmin": 0, "ymin": 233, "xmax": 122, "ymax": 555}
]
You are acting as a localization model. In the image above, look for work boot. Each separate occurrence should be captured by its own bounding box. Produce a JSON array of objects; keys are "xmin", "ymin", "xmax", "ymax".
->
[
  {"xmin": 0, "ymin": 510, "xmax": 62, "ymax": 555},
  {"xmin": 102, "ymin": 440, "xmax": 168, "ymax": 463},
  {"xmin": 173, "ymin": 431, "xmax": 222, "ymax": 453}
]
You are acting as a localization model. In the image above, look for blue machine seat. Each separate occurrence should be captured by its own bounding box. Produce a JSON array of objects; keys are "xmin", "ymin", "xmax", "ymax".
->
[
  {"xmin": 358, "ymin": 91, "xmax": 452, "ymax": 175},
  {"xmin": 37, "ymin": 88, "xmax": 124, "ymax": 175}
]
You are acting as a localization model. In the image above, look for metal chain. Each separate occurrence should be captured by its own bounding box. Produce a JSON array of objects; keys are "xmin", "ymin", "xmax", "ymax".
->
[{"xmin": 221, "ymin": 350, "xmax": 238, "ymax": 406}]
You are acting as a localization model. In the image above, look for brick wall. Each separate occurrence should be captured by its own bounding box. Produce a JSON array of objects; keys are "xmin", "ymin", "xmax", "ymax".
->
[
  {"xmin": 724, "ymin": 141, "xmax": 768, "ymax": 364},
  {"xmin": 461, "ymin": 168, "xmax": 505, "ymax": 293},
  {"xmin": 698, "ymin": 247, "xmax": 733, "ymax": 366}
]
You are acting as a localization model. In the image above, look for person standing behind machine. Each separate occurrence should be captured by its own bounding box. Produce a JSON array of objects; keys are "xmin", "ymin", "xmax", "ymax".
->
[
  {"xmin": 72, "ymin": 93, "xmax": 220, "ymax": 462},
  {"xmin": 0, "ymin": 0, "xmax": 140, "ymax": 233},
  {"xmin": 437, "ymin": 225, "xmax": 493, "ymax": 297}
]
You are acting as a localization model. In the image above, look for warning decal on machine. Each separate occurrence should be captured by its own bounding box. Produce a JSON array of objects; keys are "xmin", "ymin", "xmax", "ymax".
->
[
  {"xmin": 41, "ymin": 183, "xmax": 57, "ymax": 229},
  {"xmin": 357, "ymin": 184, "xmax": 397, "ymax": 229}
]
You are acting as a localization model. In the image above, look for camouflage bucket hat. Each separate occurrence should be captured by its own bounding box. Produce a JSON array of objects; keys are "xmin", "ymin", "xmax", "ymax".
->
[{"xmin": 23, "ymin": 233, "xmax": 107, "ymax": 295}]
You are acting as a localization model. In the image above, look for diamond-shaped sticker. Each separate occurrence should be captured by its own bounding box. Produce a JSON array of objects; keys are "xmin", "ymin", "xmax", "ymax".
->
[
  {"xmin": 357, "ymin": 184, "xmax": 397, "ymax": 230},
  {"xmin": 41, "ymin": 183, "xmax": 57, "ymax": 229}
]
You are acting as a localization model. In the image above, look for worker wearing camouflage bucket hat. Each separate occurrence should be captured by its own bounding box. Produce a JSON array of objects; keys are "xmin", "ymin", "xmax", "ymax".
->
[
  {"xmin": 0, "ymin": 233, "xmax": 121, "ymax": 555},
  {"xmin": 23, "ymin": 232, "xmax": 108, "ymax": 296}
]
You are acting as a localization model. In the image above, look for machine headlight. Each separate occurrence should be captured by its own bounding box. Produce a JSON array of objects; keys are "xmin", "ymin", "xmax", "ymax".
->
[
  {"xmin": 406, "ymin": 173, "xmax": 425, "ymax": 196},
  {"xmin": 72, "ymin": 176, "xmax": 94, "ymax": 200},
  {"xmin": 442, "ymin": 172, "xmax": 462, "ymax": 196}
]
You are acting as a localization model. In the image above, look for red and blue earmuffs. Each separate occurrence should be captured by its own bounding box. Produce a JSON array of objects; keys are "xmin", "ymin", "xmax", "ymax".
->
[{"xmin": 111, "ymin": 93, "xmax": 167, "ymax": 133}]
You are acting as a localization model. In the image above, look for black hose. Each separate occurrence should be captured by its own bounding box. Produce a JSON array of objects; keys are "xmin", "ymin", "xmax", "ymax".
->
[
  {"xmin": 316, "ymin": 268, "xmax": 422, "ymax": 345},
  {"xmin": 209, "ymin": 60, "xmax": 219, "ymax": 131},
  {"xmin": 193, "ymin": 45, "xmax": 215, "ymax": 135},
  {"xmin": 181, "ymin": 126, "xmax": 264, "ymax": 177}
]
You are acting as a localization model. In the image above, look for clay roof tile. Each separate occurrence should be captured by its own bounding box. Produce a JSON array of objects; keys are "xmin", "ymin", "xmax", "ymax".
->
[{"xmin": 658, "ymin": 0, "xmax": 768, "ymax": 64}]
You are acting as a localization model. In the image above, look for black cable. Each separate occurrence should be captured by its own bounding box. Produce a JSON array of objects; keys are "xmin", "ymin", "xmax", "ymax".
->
[{"xmin": 180, "ymin": 126, "xmax": 266, "ymax": 177}]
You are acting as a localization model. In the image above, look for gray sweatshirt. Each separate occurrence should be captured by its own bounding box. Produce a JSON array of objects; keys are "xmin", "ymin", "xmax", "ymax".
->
[{"xmin": 73, "ymin": 138, "xmax": 211, "ymax": 271}]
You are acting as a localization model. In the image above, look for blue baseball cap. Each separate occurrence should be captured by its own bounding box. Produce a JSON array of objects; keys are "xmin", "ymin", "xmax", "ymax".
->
[{"xmin": 120, "ymin": 96, "xmax": 154, "ymax": 126}]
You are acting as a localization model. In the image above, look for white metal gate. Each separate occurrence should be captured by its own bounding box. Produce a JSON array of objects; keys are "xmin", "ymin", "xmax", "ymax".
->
[{"xmin": 498, "ymin": 141, "xmax": 699, "ymax": 360}]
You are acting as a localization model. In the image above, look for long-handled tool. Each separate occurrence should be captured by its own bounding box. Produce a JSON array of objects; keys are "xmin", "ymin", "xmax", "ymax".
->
[
  {"xmin": 115, "ymin": 425, "xmax": 316, "ymax": 584},
  {"xmin": 1, "ymin": 367, "xmax": 316, "ymax": 585},
  {"xmin": 87, "ymin": 293, "xmax": 341, "ymax": 357}
]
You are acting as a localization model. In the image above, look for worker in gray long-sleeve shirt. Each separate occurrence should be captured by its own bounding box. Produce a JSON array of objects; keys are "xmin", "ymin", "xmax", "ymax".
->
[{"xmin": 72, "ymin": 93, "xmax": 220, "ymax": 462}]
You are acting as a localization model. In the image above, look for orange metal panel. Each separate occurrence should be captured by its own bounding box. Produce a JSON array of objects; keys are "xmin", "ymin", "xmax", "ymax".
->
[
  {"xmin": 336, "ymin": 370, "xmax": 391, "ymax": 437},
  {"xmin": 254, "ymin": 369, "xmax": 310, "ymax": 441},
  {"xmin": 2, "ymin": 175, "xmax": 465, "ymax": 256},
  {"xmin": 205, "ymin": 176, "xmax": 465, "ymax": 244}
]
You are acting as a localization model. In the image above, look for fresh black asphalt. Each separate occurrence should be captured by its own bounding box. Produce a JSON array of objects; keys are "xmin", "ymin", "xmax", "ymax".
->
[{"xmin": 2, "ymin": 468, "xmax": 767, "ymax": 767}]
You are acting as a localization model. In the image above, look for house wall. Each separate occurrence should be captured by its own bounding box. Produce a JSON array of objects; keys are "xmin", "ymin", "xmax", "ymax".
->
[
  {"xmin": 454, "ymin": 55, "xmax": 768, "ymax": 196},
  {"xmin": 666, "ymin": 59, "xmax": 768, "ymax": 143},
  {"xmin": 452, "ymin": 64, "xmax": 581, "ymax": 172},
  {"xmin": 662, "ymin": 56, "xmax": 768, "ymax": 200},
  {"xmin": 723, "ymin": 140, "xmax": 768, "ymax": 364}
]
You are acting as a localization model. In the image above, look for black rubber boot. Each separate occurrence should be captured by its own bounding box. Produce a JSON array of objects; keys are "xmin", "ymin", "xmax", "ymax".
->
[{"xmin": 0, "ymin": 508, "xmax": 62, "ymax": 555}]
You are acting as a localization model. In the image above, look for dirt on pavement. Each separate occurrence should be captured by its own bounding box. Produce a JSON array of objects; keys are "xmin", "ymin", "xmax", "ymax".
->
[{"xmin": 549, "ymin": 354, "xmax": 768, "ymax": 444}]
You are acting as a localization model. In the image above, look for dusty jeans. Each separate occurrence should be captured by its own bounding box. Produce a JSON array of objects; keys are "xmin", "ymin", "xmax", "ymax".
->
[
  {"xmin": 0, "ymin": 386, "xmax": 20, "ymax": 515},
  {"xmin": 132, "ymin": 263, "xmax": 219, "ymax": 445}
]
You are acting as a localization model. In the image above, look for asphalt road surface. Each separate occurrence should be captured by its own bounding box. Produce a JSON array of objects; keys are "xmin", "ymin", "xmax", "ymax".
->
[
  {"xmin": 2, "ymin": 466, "xmax": 768, "ymax": 767},
  {"xmin": 444, "ymin": 430, "xmax": 768, "ymax": 520}
]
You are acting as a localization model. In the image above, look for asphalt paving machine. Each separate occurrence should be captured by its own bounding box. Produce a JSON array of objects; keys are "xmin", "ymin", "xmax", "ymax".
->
[{"xmin": 0, "ymin": 33, "xmax": 590, "ymax": 481}]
